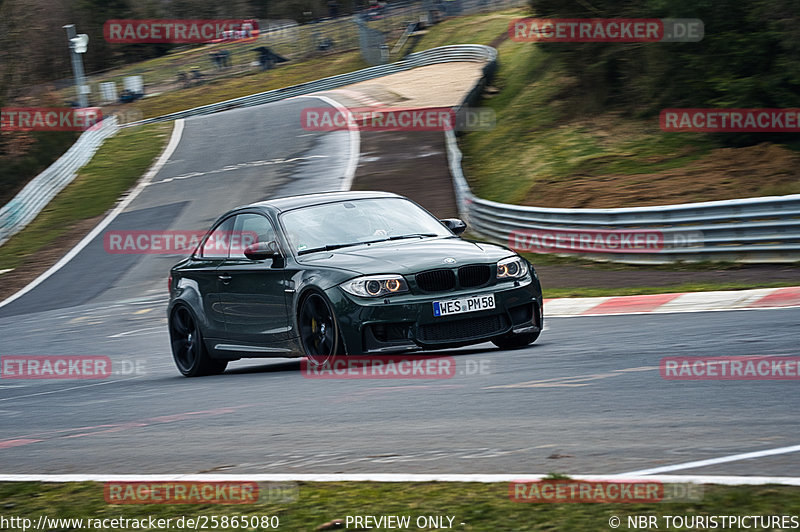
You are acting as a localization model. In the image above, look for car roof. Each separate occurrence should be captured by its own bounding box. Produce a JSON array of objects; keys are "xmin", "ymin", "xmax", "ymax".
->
[{"xmin": 235, "ymin": 190, "xmax": 403, "ymax": 213}]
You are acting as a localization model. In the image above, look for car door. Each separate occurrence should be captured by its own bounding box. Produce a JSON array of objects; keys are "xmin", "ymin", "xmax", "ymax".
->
[
  {"xmin": 186, "ymin": 216, "xmax": 235, "ymax": 341},
  {"xmin": 217, "ymin": 212, "xmax": 290, "ymax": 349}
]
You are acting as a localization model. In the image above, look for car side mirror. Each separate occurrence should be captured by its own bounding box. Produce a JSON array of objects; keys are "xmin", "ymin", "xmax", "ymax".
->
[
  {"xmin": 244, "ymin": 240, "xmax": 281, "ymax": 261},
  {"xmin": 440, "ymin": 218, "xmax": 467, "ymax": 236}
]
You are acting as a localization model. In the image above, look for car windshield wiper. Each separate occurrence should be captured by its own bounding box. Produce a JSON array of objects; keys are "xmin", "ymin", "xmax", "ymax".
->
[
  {"xmin": 387, "ymin": 233, "xmax": 439, "ymax": 241},
  {"xmin": 298, "ymin": 239, "xmax": 386, "ymax": 255},
  {"xmin": 298, "ymin": 234, "xmax": 438, "ymax": 255}
]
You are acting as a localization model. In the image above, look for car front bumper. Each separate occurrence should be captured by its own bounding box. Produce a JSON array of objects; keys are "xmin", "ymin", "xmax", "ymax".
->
[{"xmin": 325, "ymin": 276, "xmax": 543, "ymax": 354}]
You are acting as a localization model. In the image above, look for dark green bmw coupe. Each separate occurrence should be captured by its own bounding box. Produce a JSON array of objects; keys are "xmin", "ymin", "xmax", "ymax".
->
[{"xmin": 167, "ymin": 191, "xmax": 543, "ymax": 376}]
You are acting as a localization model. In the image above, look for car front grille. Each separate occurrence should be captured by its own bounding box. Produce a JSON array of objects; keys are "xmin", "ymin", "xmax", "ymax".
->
[
  {"xmin": 458, "ymin": 265, "xmax": 491, "ymax": 288},
  {"xmin": 416, "ymin": 269, "xmax": 456, "ymax": 292},
  {"xmin": 418, "ymin": 314, "xmax": 510, "ymax": 343},
  {"xmin": 415, "ymin": 264, "xmax": 493, "ymax": 292}
]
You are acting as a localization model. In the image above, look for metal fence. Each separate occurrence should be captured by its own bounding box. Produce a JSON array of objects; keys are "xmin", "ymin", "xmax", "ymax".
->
[
  {"xmin": 68, "ymin": 0, "xmax": 524, "ymax": 103},
  {"xmin": 355, "ymin": 0, "xmax": 525, "ymax": 64},
  {"xmin": 0, "ymin": 117, "xmax": 120, "ymax": 247},
  {"xmin": 355, "ymin": 16, "xmax": 388, "ymax": 65}
]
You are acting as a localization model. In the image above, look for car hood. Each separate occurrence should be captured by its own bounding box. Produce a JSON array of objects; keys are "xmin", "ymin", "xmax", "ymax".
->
[{"xmin": 296, "ymin": 237, "xmax": 515, "ymax": 275}]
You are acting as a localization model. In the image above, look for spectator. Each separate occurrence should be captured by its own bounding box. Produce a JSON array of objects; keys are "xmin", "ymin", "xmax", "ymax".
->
[
  {"xmin": 176, "ymin": 70, "xmax": 188, "ymax": 88},
  {"xmin": 327, "ymin": 0, "xmax": 340, "ymax": 18}
]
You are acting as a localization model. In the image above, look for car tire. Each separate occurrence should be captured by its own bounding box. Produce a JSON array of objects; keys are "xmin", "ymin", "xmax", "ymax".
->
[
  {"xmin": 491, "ymin": 330, "xmax": 540, "ymax": 350},
  {"xmin": 169, "ymin": 304, "xmax": 228, "ymax": 377},
  {"xmin": 299, "ymin": 291, "xmax": 343, "ymax": 365}
]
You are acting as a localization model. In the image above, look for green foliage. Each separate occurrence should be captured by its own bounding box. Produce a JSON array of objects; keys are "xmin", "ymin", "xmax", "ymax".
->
[
  {"xmin": 3, "ymin": 481, "xmax": 800, "ymax": 531},
  {"xmin": 527, "ymin": 0, "xmax": 800, "ymax": 145},
  {"xmin": 0, "ymin": 131, "xmax": 80, "ymax": 205},
  {"xmin": 0, "ymin": 122, "xmax": 171, "ymax": 270}
]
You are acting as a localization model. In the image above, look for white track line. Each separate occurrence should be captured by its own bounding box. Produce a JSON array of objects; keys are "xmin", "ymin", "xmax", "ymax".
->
[
  {"xmin": 0, "ymin": 473, "xmax": 798, "ymax": 486},
  {"xmin": 0, "ymin": 120, "xmax": 185, "ymax": 310},
  {"xmin": 621, "ymin": 444, "xmax": 800, "ymax": 476},
  {"xmin": 297, "ymin": 94, "xmax": 360, "ymax": 191}
]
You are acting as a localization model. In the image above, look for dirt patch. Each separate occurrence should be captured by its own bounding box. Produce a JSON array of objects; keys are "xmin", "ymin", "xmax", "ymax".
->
[
  {"xmin": 343, "ymin": 62, "xmax": 485, "ymax": 109},
  {"xmin": 488, "ymin": 32, "xmax": 509, "ymax": 49},
  {"xmin": 0, "ymin": 215, "xmax": 103, "ymax": 302},
  {"xmin": 524, "ymin": 143, "xmax": 800, "ymax": 209}
]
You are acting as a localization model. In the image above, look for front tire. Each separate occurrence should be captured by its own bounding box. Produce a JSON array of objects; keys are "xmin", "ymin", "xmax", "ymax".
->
[
  {"xmin": 299, "ymin": 292, "xmax": 342, "ymax": 365},
  {"xmin": 169, "ymin": 304, "xmax": 228, "ymax": 377}
]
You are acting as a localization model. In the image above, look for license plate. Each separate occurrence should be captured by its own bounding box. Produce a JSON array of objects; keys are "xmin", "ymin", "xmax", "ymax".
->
[{"xmin": 433, "ymin": 294, "xmax": 496, "ymax": 317}]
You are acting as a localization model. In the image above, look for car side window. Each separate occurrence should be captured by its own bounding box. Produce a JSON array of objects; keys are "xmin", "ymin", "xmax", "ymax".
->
[
  {"xmin": 230, "ymin": 213, "xmax": 278, "ymax": 260},
  {"xmin": 198, "ymin": 216, "xmax": 235, "ymax": 259}
]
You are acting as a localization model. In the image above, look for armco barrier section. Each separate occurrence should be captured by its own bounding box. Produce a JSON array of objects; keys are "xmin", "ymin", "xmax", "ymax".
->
[
  {"xmin": 445, "ymin": 54, "xmax": 800, "ymax": 264},
  {"xmin": 0, "ymin": 45, "xmax": 495, "ymax": 249},
  {"xmin": 8, "ymin": 42, "xmax": 798, "ymax": 263},
  {"xmin": 124, "ymin": 45, "xmax": 497, "ymax": 126},
  {"xmin": 0, "ymin": 117, "xmax": 119, "ymax": 247}
]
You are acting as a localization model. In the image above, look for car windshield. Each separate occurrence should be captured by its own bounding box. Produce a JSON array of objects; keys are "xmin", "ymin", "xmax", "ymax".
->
[{"xmin": 280, "ymin": 198, "xmax": 453, "ymax": 254}]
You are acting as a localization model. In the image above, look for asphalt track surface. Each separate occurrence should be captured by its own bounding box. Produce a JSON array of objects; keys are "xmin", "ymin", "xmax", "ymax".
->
[{"xmin": 0, "ymin": 97, "xmax": 798, "ymax": 477}]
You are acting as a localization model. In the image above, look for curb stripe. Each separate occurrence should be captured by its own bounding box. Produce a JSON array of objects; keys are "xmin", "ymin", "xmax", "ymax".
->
[
  {"xmin": 581, "ymin": 293, "xmax": 682, "ymax": 315},
  {"xmin": 544, "ymin": 286, "xmax": 800, "ymax": 317},
  {"xmin": 747, "ymin": 286, "xmax": 800, "ymax": 308}
]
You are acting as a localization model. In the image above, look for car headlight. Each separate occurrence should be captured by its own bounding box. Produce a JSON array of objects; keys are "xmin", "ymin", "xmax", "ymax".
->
[
  {"xmin": 497, "ymin": 256, "xmax": 528, "ymax": 280},
  {"xmin": 340, "ymin": 275, "xmax": 409, "ymax": 297}
]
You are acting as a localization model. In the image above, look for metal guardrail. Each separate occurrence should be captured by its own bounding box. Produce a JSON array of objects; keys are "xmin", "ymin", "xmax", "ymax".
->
[
  {"xmin": 446, "ymin": 52, "xmax": 800, "ymax": 263},
  {"xmin": 124, "ymin": 45, "xmax": 497, "ymax": 127},
  {"xmin": 0, "ymin": 117, "xmax": 120, "ymax": 247},
  {"xmin": 0, "ymin": 45, "xmax": 496, "ymax": 249},
  {"xmin": 15, "ymin": 42, "xmax": 794, "ymax": 263}
]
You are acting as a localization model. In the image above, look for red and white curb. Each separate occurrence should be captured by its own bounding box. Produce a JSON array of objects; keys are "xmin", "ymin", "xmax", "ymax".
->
[{"xmin": 545, "ymin": 286, "xmax": 800, "ymax": 317}]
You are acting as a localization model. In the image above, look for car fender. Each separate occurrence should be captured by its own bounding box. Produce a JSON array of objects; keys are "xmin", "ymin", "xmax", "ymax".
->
[{"xmin": 169, "ymin": 277, "xmax": 212, "ymax": 332}]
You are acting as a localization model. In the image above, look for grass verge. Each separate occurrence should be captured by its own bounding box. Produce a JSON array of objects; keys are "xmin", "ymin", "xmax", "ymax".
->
[
  {"xmin": 457, "ymin": 30, "xmax": 800, "ymax": 208},
  {"xmin": 1, "ymin": 481, "xmax": 799, "ymax": 531},
  {"xmin": 130, "ymin": 52, "xmax": 366, "ymax": 119},
  {"xmin": 0, "ymin": 123, "xmax": 172, "ymax": 272},
  {"xmin": 415, "ymin": 9, "xmax": 524, "ymax": 49}
]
